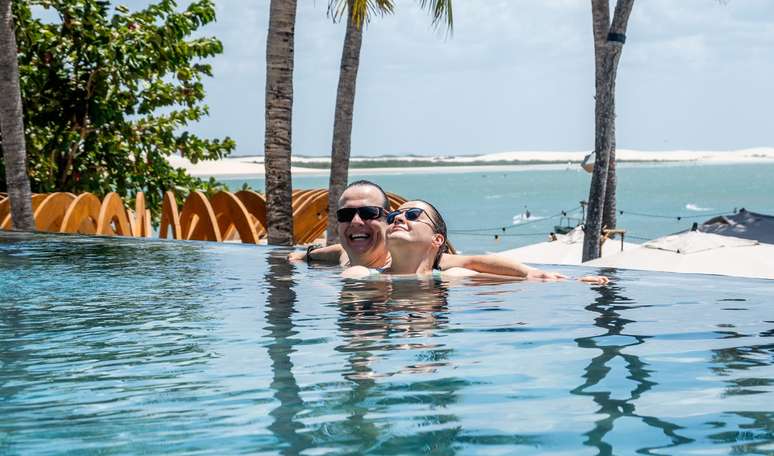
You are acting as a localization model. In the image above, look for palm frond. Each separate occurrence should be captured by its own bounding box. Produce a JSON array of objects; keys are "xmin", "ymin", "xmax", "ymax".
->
[
  {"xmin": 327, "ymin": 0, "xmax": 395, "ymax": 28},
  {"xmin": 417, "ymin": 0, "xmax": 453, "ymax": 32}
]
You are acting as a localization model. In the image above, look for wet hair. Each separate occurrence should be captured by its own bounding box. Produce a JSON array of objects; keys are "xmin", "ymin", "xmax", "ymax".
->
[
  {"xmin": 414, "ymin": 199, "xmax": 454, "ymax": 269},
  {"xmin": 343, "ymin": 180, "xmax": 390, "ymax": 210}
]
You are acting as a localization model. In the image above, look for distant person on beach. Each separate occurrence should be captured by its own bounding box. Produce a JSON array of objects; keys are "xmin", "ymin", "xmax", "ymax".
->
[{"xmin": 289, "ymin": 180, "xmax": 608, "ymax": 283}]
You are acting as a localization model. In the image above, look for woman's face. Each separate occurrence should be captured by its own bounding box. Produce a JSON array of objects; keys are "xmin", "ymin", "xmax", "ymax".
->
[{"xmin": 386, "ymin": 201, "xmax": 444, "ymax": 250}]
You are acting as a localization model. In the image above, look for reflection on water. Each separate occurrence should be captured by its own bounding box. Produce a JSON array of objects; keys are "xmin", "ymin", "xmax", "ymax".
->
[
  {"xmin": 264, "ymin": 250, "xmax": 312, "ymax": 455},
  {"xmin": 572, "ymin": 274, "xmax": 693, "ymax": 454},
  {"xmin": 705, "ymin": 307, "xmax": 774, "ymax": 454},
  {"xmin": 333, "ymin": 278, "xmax": 461, "ymax": 453},
  {"xmin": 2, "ymin": 232, "xmax": 774, "ymax": 454},
  {"xmin": 337, "ymin": 278, "xmax": 451, "ymax": 379}
]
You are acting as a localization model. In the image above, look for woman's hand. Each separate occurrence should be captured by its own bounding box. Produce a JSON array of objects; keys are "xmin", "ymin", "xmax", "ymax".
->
[
  {"xmin": 579, "ymin": 275, "xmax": 609, "ymax": 285},
  {"xmin": 525, "ymin": 269, "xmax": 568, "ymax": 281},
  {"xmin": 526, "ymin": 269, "xmax": 609, "ymax": 285}
]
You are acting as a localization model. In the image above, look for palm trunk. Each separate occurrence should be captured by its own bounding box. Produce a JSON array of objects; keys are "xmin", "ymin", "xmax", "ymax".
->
[
  {"xmin": 264, "ymin": 0, "xmax": 297, "ymax": 245},
  {"xmin": 0, "ymin": 0, "xmax": 34, "ymax": 231},
  {"xmin": 602, "ymin": 140, "xmax": 617, "ymax": 231},
  {"xmin": 583, "ymin": 58, "xmax": 614, "ymax": 262},
  {"xmin": 582, "ymin": 0, "xmax": 634, "ymax": 262},
  {"xmin": 326, "ymin": 6, "xmax": 363, "ymax": 244}
]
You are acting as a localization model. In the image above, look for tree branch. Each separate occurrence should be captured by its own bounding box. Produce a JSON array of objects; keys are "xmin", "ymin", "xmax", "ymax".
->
[
  {"xmin": 590, "ymin": 0, "xmax": 610, "ymax": 48},
  {"xmin": 610, "ymin": 0, "xmax": 635, "ymax": 36}
]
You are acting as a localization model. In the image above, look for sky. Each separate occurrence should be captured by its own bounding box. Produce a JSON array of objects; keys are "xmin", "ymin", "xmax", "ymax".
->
[{"xmin": 161, "ymin": 1, "xmax": 774, "ymax": 156}]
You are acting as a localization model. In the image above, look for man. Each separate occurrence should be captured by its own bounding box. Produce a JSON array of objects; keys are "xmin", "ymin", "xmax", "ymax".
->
[{"xmin": 289, "ymin": 180, "xmax": 599, "ymax": 281}]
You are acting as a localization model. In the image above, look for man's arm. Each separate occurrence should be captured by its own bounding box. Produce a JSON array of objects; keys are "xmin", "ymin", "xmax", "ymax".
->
[{"xmin": 288, "ymin": 244, "xmax": 347, "ymax": 265}]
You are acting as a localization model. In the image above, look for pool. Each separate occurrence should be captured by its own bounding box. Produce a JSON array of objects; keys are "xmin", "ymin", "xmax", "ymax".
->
[{"xmin": 1, "ymin": 232, "xmax": 773, "ymax": 454}]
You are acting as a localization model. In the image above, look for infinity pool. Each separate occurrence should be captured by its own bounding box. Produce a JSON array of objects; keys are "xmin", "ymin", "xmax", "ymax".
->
[{"xmin": 1, "ymin": 232, "xmax": 773, "ymax": 455}]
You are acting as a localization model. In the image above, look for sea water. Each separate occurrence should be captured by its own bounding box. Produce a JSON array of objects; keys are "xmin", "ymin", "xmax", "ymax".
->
[
  {"xmin": 224, "ymin": 162, "xmax": 774, "ymax": 253},
  {"xmin": 1, "ymin": 232, "xmax": 773, "ymax": 455}
]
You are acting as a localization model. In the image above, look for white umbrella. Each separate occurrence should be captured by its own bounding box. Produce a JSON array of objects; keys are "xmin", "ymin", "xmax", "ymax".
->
[
  {"xmin": 496, "ymin": 226, "xmax": 637, "ymax": 266},
  {"xmin": 586, "ymin": 231, "xmax": 774, "ymax": 280}
]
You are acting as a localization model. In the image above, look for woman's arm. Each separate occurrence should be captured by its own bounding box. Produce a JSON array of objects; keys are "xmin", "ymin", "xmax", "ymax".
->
[
  {"xmin": 439, "ymin": 253, "xmax": 608, "ymax": 284},
  {"xmin": 439, "ymin": 253, "xmax": 537, "ymax": 278}
]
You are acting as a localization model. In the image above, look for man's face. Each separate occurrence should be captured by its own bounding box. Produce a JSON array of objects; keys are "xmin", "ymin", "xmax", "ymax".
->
[{"xmin": 337, "ymin": 185, "xmax": 389, "ymax": 267}]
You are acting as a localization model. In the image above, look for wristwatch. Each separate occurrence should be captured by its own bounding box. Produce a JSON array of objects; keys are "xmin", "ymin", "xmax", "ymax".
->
[{"xmin": 306, "ymin": 244, "xmax": 322, "ymax": 263}]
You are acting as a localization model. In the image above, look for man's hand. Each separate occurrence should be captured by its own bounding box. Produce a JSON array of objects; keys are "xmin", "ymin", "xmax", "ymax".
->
[{"xmin": 287, "ymin": 251, "xmax": 306, "ymax": 262}]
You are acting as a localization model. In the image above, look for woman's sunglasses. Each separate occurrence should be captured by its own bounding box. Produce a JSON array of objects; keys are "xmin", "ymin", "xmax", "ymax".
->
[
  {"xmin": 336, "ymin": 206, "xmax": 386, "ymax": 223},
  {"xmin": 386, "ymin": 208, "xmax": 437, "ymax": 229}
]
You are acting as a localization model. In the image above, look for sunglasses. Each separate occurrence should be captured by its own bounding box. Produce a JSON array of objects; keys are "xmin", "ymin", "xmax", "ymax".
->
[
  {"xmin": 386, "ymin": 208, "xmax": 437, "ymax": 230},
  {"xmin": 336, "ymin": 206, "xmax": 386, "ymax": 223}
]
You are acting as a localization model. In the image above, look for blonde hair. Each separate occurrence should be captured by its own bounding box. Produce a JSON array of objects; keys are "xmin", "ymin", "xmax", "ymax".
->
[{"xmin": 413, "ymin": 200, "xmax": 454, "ymax": 269}]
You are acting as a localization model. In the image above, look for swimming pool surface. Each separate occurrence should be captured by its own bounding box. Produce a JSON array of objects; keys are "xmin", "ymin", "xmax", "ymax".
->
[{"xmin": 1, "ymin": 232, "xmax": 773, "ymax": 455}]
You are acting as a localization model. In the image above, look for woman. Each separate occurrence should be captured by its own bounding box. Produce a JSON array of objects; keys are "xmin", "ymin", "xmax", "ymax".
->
[{"xmin": 344, "ymin": 200, "xmax": 609, "ymax": 284}]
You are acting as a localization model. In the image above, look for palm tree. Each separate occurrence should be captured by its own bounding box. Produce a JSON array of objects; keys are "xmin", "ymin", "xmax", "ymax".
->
[
  {"xmin": 324, "ymin": 0, "xmax": 453, "ymax": 244},
  {"xmin": 0, "ymin": 0, "xmax": 34, "ymax": 231},
  {"xmin": 264, "ymin": 0, "xmax": 298, "ymax": 245},
  {"xmin": 582, "ymin": 0, "xmax": 635, "ymax": 262}
]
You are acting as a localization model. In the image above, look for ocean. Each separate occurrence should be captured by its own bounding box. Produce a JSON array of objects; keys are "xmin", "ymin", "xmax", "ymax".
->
[{"xmin": 222, "ymin": 162, "xmax": 774, "ymax": 254}]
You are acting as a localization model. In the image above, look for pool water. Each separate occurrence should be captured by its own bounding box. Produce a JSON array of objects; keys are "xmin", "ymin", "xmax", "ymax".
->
[{"xmin": 1, "ymin": 232, "xmax": 774, "ymax": 455}]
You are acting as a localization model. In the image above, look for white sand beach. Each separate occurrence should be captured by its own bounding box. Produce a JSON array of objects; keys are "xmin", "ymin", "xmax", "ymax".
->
[
  {"xmin": 165, "ymin": 154, "xmax": 322, "ymax": 178},
  {"xmin": 168, "ymin": 147, "xmax": 774, "ymax": 179}
]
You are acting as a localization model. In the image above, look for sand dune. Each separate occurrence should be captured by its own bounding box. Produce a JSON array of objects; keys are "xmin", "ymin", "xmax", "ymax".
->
[{"xmin": 167, "ymin": 147, "xmax": 774, "ymax": 179}]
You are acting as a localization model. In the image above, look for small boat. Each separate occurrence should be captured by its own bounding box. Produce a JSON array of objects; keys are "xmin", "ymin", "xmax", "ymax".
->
[
  {"xmin": 554, "ymin": 214, "xmax": 584, "ymax": 235},
  {"xmin": 554, "ymin": 201, "xmax": 587, "ymax": 235}
]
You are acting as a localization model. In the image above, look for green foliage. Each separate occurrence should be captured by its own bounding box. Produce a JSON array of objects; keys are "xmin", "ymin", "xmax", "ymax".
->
[{"xmin": 0, "ymin": 0, "xmax": 235, "ymax": 218}]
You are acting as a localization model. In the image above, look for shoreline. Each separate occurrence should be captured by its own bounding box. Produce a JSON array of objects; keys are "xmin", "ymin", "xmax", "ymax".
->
[{"xmin": 167, "ymin": 148, "xmax": 774, "ymax": 180}]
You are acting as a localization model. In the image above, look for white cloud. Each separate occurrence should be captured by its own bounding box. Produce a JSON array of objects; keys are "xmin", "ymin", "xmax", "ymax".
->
[{"xmin": 180, "ymin": 0, "xmax": 774, "ymax": 155}]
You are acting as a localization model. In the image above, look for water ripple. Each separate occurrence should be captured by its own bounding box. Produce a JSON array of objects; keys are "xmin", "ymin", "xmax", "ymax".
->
[{"xmin": 2, "ymin": 233, "xmax": 774, "ymax": 454}]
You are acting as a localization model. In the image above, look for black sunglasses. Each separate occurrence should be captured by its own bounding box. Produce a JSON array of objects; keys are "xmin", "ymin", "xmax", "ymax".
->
[
  {"xmin": 336, "ymin": 206, "xmax": 386, "ymax": 223},
  {"xmin": 386, "ymin": 208, "xmax": 437, "ymax": 229}
]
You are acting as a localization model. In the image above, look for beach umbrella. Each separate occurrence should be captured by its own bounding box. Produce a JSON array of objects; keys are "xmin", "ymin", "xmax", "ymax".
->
[
  {"xmin": 586, "ymin": 231, "xmax": 774, "ymax": 280},
  {"xmin": 699, "ymin": 208, "xmax": 774, "ymax": 244},
  {"xmin": 497, "ymin": 227, "xmax": 636, "ymax": 266}
]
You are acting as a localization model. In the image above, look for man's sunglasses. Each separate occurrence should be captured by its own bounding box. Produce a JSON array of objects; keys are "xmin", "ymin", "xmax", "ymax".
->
[
  {"xmin": 336, "ymin": 206, "xmax": 386, "ymax": 223},
  {"xmin": 386, "ymin": 208, "xmax": 437, "ymax": 229}
]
